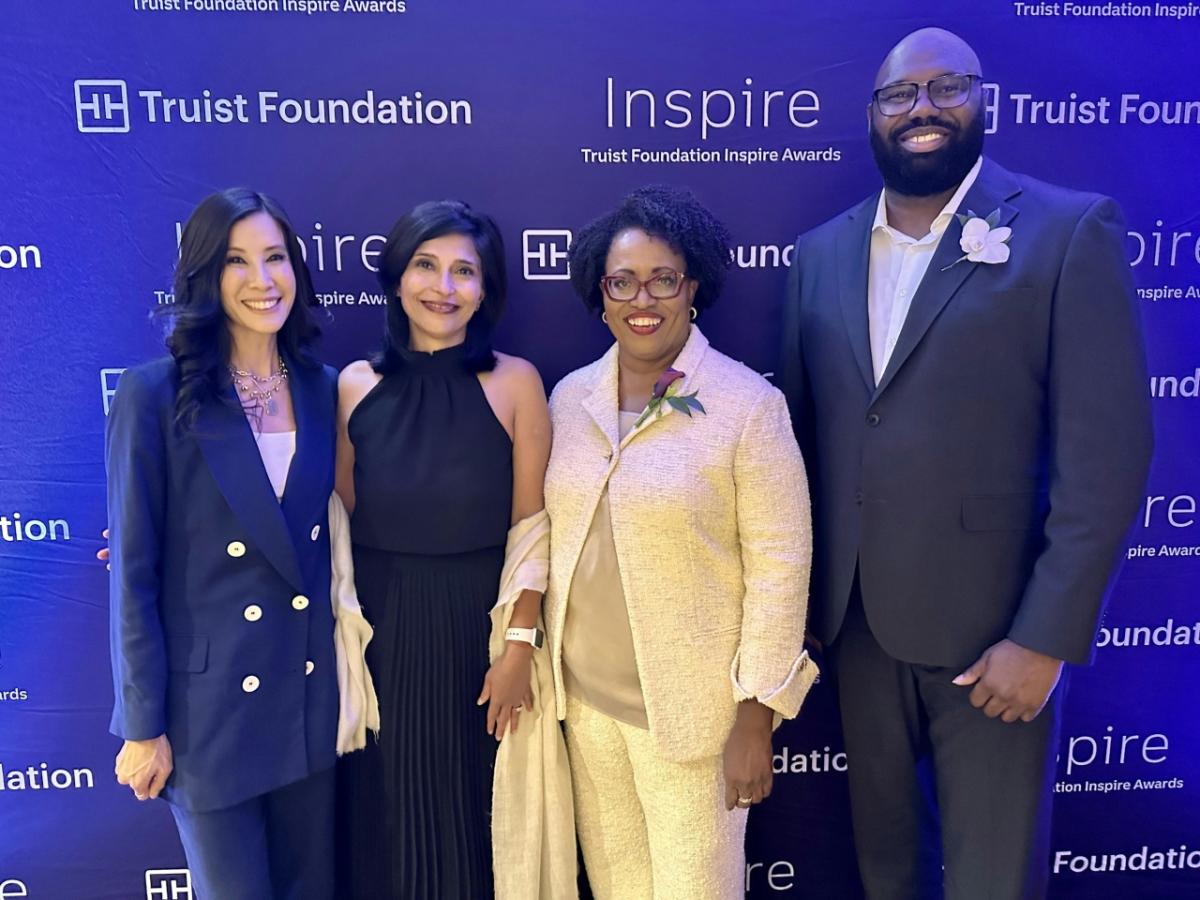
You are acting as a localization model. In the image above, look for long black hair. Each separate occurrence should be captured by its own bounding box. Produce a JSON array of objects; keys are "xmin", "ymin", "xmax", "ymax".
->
[
  {"xmin": 373, "ymin": 200, "xmax": 506, "ymax": 374},
  {"xmin": 161, "ymin": 188, "xmax": 321, "ymax": 433}
]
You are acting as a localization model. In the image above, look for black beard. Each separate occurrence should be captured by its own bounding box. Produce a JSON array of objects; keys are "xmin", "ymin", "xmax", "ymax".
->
[{"xmin": 870, "ymin": 111, "xmax": 985, "ymax": 197}]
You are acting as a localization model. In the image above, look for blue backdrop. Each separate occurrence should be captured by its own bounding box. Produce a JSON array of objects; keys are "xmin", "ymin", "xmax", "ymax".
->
[{"xmin": 1, "ymin": 2, "xmax": 1198, "ymax": 898}]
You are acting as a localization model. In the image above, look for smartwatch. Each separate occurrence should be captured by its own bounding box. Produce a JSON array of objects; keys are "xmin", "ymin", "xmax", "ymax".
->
[{"xmin": 505, "ymin": 626, "xmax": 545, "ymax": 650}]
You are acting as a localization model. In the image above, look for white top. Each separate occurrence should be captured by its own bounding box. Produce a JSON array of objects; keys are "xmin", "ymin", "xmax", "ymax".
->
[
  {"xmin": 867, "ymin": 155, "xmax": 983, "ymax": 385},
  {"xmin": 254, "ymin": 430, "xmax": 296, "ymax": 500}
]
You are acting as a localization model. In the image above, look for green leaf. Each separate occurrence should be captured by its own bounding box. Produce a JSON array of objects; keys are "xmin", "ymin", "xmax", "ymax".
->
[
  {"xmin": 668, "ymin": 396, "xmax": 693, "ymax": 417},
  {"xmin": 955, "ymin": 212, "xmax": 970, "ymax": 227},
  {"xmin": 688, "ymin": 397, "xmax": 707, "ymax": 415},
  {"xmin": 985, "ymin": 208, "xmax": 1001, "ymax": 228}
]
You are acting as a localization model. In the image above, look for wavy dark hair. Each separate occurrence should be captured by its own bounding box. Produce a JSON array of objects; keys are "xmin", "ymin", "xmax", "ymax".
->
[
  {"xmin": 160, "ymin": 188, "xmax": 321, "ymax": 433},
  {"xmin": 373, "ymin": 200, "xmax": 506, "ymax": 375},
  {"xmin": 568, "ymin": 184, "xmax": 732, "ymax": 316}
]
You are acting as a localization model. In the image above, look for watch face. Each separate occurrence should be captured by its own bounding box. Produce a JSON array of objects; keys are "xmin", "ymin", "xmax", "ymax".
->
[{"xmin": 532, "ymin": 629, "xmax": 545, "ymax": 650}]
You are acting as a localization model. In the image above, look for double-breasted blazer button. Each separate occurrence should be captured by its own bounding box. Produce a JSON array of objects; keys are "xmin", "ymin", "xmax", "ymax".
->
[
  {"xmin": 867, "ymin": 413, "xmax": 881, "ymax": 426},
  {"xmin": 243, "ymin": 604, "xmax": 263, "ymax": 622},
  {"xmin": 227, "ymin": 541, "xmax": 246, "ymax": 558},
  {"xmin": 310, "ymin": 525, "xmax": 320, "ymax": 541},
  {"xmin": 292, "ymin": 594, "xmax": 310, "ymax": 611},
  {"xmin": 241, "ymin": 675, "xmax": 260, "ymax": 693},
  {"xmin": 305, "ymin": 660, "xmax": 315, "ymax": 675}
]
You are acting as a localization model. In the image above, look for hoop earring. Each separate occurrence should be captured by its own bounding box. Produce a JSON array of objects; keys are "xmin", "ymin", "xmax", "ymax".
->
[
  {"xmin": 689, "ymin": 307, "xmax": 698, "ymax": 321},
  {"xmin": 601, "ymin": 312, "xmax": 609, "ymax": 324}
]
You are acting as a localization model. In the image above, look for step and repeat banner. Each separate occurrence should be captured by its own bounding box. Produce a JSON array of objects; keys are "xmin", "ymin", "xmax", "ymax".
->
[{"xmin": 2, "ymin": 1, "xmax": 1198, "ymax": 897}]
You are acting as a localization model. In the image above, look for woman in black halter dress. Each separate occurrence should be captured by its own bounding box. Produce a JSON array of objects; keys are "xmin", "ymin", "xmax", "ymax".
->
[{"xmin": 335, "ymin": 201, "xmax": 551, "ymax": 899}]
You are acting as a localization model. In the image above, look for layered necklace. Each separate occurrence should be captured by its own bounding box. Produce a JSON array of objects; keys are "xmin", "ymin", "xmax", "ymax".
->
[{"xmin": 229, "ymin": 357, "xmax": 289, "ymax": 417}]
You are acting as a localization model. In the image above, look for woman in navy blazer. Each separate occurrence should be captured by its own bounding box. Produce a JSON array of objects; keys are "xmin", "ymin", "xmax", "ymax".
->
[{"xmin": 106, "ymin": 188, "xmax": 340, "ymax": 899}]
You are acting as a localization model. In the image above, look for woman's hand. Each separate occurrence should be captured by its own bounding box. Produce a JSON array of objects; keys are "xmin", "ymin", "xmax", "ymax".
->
[
  {"xmin": 722, "ymin": 700, "xmax": 774, "ymax": 811},
  {"xmin": 478, "ymin": 643, "xmax": 534, "ymax": 742},
  {"xmin": 115, "ymin": 734, "xmax": 173, "ymax": 801}
]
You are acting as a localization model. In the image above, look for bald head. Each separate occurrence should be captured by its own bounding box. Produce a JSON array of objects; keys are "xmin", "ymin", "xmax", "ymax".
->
[
  {"xmin": 875, "ymin": 28, "xmax": 982, "ymax": 90},
  {"xmin": 867, "ymin": 28, "xmax": 986, "ymax": 197}
]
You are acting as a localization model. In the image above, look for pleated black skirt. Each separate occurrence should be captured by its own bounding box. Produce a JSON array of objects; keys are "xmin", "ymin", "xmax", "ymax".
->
[{"xmin": 336, "ymin": 544, "xmax": 502, "ymax": 900}]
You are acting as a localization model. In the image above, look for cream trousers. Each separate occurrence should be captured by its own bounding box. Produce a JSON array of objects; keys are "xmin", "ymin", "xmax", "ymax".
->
[{"xmin": 564, "ymin": 695, "xmax": 747, "ymax": 900}]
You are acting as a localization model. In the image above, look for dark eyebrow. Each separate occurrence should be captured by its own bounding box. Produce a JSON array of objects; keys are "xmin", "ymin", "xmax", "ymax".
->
[
  {"xmin": 412, "ymin": 252, "xmax": 479, "ymax": 267},
  {"xmin": 608, "ymin": 266, "xmax": 677, "ymax": 274},
  {"xmin": 227, "ymin": 245, "xmax": 286, "ymax": 253}
]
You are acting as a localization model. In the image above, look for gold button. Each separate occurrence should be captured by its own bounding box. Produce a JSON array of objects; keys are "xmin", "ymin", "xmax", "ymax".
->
[
  {"xmin": 227, "ymin": 541, "xmax": 246, "ymax": 558},
  {"xmin": 243, "ymin": 605, "xmax": 262, "ymax": 622},
  {"xmin": 291, "ymin": 595, "xmax": 310, "ymax": 611},
  {"xmin": 305, "ymin": 660, "xmax": 315, "ymax": 675},
  {"xmin": 241, "ymin": 675, "xmax": 260, "ymax": 693},
  {"xmin": 310, "ymin": 525, "xmax": 320, "ymax": 541}
]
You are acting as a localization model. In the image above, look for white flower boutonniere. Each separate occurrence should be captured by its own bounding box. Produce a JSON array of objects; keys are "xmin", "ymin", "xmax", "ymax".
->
[{"xmin": 942, "ymin": 208, "xmax": 1012, "ymax": 271}]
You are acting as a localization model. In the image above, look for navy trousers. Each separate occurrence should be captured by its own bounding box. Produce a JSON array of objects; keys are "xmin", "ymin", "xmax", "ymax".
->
[
  {"xmin": 170, "ymin": 766, "xmax": 335, "ymax": 900},
  {"xmin": 830, "ymin": 586, "xmax": 1064, "ymax": 900}
]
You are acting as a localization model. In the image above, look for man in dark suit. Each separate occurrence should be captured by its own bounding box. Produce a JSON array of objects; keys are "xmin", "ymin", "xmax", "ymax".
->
[{"xmin": 780, "ymin": 27, "xmax": 1152, "ymax": 900}]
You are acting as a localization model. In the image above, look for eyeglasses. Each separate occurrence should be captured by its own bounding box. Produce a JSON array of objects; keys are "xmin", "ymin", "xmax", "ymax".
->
[
  {"xmin": 872, "ymin": 73, "xmax": 979, "ymax": 117},
  {"xmin": 599, "ymin": 270, "xmax": 690, "ymax": 302}
]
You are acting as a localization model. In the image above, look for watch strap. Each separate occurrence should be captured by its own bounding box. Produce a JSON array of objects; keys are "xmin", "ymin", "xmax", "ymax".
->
[{"xmin": 505, "ymin": 626, "xmax": 544, "ymax": 650}]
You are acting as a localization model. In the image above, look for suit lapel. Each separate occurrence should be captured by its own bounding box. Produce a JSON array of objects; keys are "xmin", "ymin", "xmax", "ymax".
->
[
  {"xmin": 195, "ymin": 378, "xmax": 304, "ymax": 592},
  {"xmin": 619, "ymin": 325, "xmax": 710, "ymax": 450},
  {"xmin": 279, "ymin": 358, "xmax": 333, "ymax": 555},
  {"xmin": 582, "ymin": 326, "xmax": 713, "ymax": 455},
  {"xmin": 582, "ymin": 343, "xmax": 622, "ymax": 457},
  {"xmin": 837, "ymin": 197, "xmax": 877, "ymax": 393},
  {"xmin": 873, "ymin": 159, "xmax": 1022, "ymax": 399}
]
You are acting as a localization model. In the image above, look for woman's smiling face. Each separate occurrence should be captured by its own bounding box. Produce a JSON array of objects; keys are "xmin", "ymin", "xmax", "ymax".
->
[
  {"xmin": 397, "ymin": 232, "xmax": 484, "ymax": 350},
  {"xmin": 601, "ymin": 228, "xmax": 697, "ymax": 368}
]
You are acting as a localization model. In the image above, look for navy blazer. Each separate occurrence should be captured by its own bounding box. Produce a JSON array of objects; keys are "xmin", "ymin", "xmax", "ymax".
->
[
  {"xmin": 106, "ymin": 355, "xmax": 339, "ymax": 812},
  {"xmin": 782, "ymin": 159, "xmax": 1153, "ymax": 668}
]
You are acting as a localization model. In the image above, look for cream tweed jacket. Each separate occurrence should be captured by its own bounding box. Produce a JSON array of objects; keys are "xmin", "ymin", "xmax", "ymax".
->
[{"xmin": 545, "ymin": 326, "xmax": 817, "ymax": 762}]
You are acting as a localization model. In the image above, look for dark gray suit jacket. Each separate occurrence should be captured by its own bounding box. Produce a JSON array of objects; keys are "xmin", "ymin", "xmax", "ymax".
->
[{"xmin": 781, "ymin": 158, "xmax": 1152, "ymax": 668}]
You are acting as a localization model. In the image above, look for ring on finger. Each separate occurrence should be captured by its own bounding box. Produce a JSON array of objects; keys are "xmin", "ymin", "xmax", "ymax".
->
[
  {"xmin": 513, "ymin": 705, "xmax": 524, "ymax": 712},
  {"xmin": 736, "ymin": 796, "xmax": 753, "ymax": 808}
]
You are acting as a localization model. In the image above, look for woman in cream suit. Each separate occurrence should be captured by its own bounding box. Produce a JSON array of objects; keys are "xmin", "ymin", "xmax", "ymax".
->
[{"xmin": 544, "ymin": 185, "xmax": 818, "ymax": 900}]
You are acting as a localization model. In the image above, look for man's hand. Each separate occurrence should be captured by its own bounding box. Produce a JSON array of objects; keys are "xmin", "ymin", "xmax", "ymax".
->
[
  {"xmin": 953, "ymin": 639, "xmax": 1063, "ymax": 723},
  {"xmin": 722, "ymin": 700, "xmax": 774, "ymax": 811},
  {"xmin": 115, "ymin": 734, "xmax": 173, "ymax": 800}
]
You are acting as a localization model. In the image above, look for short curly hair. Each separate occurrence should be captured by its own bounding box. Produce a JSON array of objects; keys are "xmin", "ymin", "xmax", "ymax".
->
[{"xmin": 568, "ymin": 185, "xmax": 732, "ymax": 316}]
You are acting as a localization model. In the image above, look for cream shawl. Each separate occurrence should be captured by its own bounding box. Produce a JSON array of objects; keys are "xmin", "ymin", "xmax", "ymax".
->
[{"xmin": 489, "ymin": 509, "xmax": 578, "ymax": 900}]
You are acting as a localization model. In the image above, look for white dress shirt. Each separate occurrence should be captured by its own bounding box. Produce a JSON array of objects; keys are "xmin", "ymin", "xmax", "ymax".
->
[{"xmin": 867, "ymin": 156, "xmax": 983, "ymax": 385}]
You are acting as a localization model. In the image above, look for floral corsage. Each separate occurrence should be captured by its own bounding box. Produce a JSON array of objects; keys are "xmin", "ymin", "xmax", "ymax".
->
[{"xmin": 633, "ymin": 368, "xmax": 706, "ymax": 429}]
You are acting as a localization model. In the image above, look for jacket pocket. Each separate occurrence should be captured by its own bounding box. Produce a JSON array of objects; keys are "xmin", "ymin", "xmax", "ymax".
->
[
  {"xmin": 166, "ymin": 634, "xmax": 209, "ymax": 673},
  {"xmin": 961, "ymin": 493, "xmax": 1048, "ymax": 532}
]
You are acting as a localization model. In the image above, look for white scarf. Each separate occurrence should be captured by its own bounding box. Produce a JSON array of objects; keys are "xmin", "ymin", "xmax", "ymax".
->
[
  {"xmin": 489, "ymin": 509, "xmax": 578, "ymax": 900},
  {"xmin": 328, "ymin": 492, "xmax": 380, "ymax": 755}
]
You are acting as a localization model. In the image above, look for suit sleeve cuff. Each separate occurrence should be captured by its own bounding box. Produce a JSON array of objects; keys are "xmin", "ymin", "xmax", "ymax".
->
[
  {"xmin": 110, "ymin": 706, "xmax": 167, "ymax": 742},
  {"xmin": 729, "ymin": 647, "xmax": 819, "ymax": 720}
]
